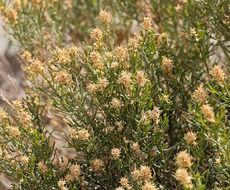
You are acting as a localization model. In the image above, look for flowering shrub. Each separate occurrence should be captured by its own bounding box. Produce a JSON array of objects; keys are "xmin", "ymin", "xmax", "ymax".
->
[{"xmin": 0, "ymin": 0, "xmax": 230, "ymax": 189}]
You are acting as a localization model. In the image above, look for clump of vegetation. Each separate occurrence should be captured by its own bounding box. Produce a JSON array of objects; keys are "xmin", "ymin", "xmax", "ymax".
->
[{"xmin": 0, "ymin": 0, "xmax": 229, "ymax": 189}]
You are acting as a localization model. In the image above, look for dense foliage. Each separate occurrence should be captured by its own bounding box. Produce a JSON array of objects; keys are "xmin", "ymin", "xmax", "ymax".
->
[{"xmin": 0, "ymin": 0, "xmax": 229, "ymax": 189}]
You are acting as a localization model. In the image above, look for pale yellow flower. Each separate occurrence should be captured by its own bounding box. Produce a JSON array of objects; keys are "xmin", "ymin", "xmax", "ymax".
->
[
  {"xmin": 215, "ymin": 157, "xmax": 221, "ymax": 165},
  {"xmin": 5, "ymin": 8, "xmax": 18, "ymax": 25},
  {"xmin": 131, "ymin": 169, "xmax": 140, "ymax": 181},
  {"xmin": 175, "ymin": 4, "xmax": 182, "ymax": 12},
  {"xmin": 54, "ymin": 49, "xmax": 71, "ymax": 64},
  {"xmin": 210, "ymin": 65, "xmax": 225, "ymax": 83},
  {"xmin": 136, "ymin": 71, "xmax": 148, "ymax": 87},
  {"xmin": 175, "ymin": 150, "xmax": 192, "ymax": 168},
  {"xmin": 116, "ymin": 187, "xmax": 124, "ymax": 190},
  {"xmin": 149, "ymin": 107, "xmax": 161, "ymax": 123},
  {"xmin": 184, "ymin": 131, "xmax": 197, "ymax": 146},
  {"xmin": 29, "ymin": 59, "xmax": 45, "ymax": 74},
  {"xmin": 120, "ymin": 177, "xmax": 131, "ymax": 189},
  {"xmin": 111, "ymin": 98, "xmax": 122, "ymax": 108},
  {"xmin": 22, "ymin": 51, "xmax": 32, "ymax": 62},
  {"xmin": 115, "ymin": 121, "xmax": 124, "ymax": 131},
  {"xmin": 131, "ymin": 142, "xmax": 140, "ymax": 153},
  {"xmin": 68, "ymin": 46, "xmax": 79, "ymax": 56},
  {"xmin": 68, "ymin": 128, "xmax": 77, "ymax": 139},
  {"xmin": 111, "ymin": 148, "xmax": 121, "ymax": 160},
  {"xmin": 60, "ymin": 157, "xmax": 69, "ymax": 171},
  {"xmin": 91, "ymin": 28, "xmax": 103, "ymax": 41},
  {"xmin": 20, "ymin": 156, "xmax": 29, "ymax": 165},
  {"xmin": 162, "ymin": 56, "xmax": 173, "ymax": 72},
  {"xmin": 92, "ymin": 158, "xmax": 104, "ymax": 172},
  {"xmin": 90, "ymin": 51, "xmax": 103, "ymax": 69},
  {"xmin": 12, "ymin": 100, "xmax": 23, "ymax": 111},
  {"xmin": 13, "ymin": 0, "xmax": 21, "ymax": 10},
  {"xmin": 65, "ymin": 173, "xmax": 74, "ymax": 183},
  {"xmin": 192, "ymin": 84, "xmax": 206, "ymax": 103},
  {"xmin": 99, "ymin": 9, "xmax": 111, "ymax": 24},
  {"xmin": 70, "ymin": 164, "xmax": 81, "ymax": 180},
  {"xmin": 78, "ymin": 129, "xmax": 90, "ymax": 141},
  {"xmin": 201, "ymin": 104, "xmax": 215, "ymax": 123},
  {"xmin": 55, "ymin": 70, "xmax": 72, "ymax": 85},
  {"xmin": 58, "ymin": 180, "xmax": 67, "ymax": 190},
  {"xmin": 175, "ymin": 168, "xmax": 193, "ymax": 188},
  {"xmin": 0, "ymin": 109, "xmax": 7, "ymax": 121},
  {"xmin": 64, "ymin": 0, "xmax": 72, "ymax": 9},
  {"xmin": 86, "ymin": 83, "xmax": 97, "ymax": 94},
  {"xmin": 115, "ymin": 46, "xmax": 128, "ymax": 61},
  {"xmin": 142, "ymin": 182, "xmax": 159, "ymax": 190},
  {"xmin": 118, "ymin": 71, "xmax": 132, "ymax": 88},
  {"xmin": 38, "ymin": 161, "xmax": 48, "ymax": 173},
  {"xmin": 128, "ymin": 34, "xmax": 142, "ymax": 49},
  {"xmin": 9, "ymin": 126, "xmax": 21, "ymax": 139},
  {"xmin": 97, "ymin": 78, "xmax": 108, "ymax": 91},
  {"xmin": 19, "ymin": 111, "xmax": 32, "ymax": 126},
  {"xmin": 128, "ymin": 37, "xmax": 139, "ymax": 49},
  {"xmin": 190, "ymin": 28, "xmax": 197, "ymax": 36},
  {"xmin": 143, "ymin": 17, "xmax": 152, "ymax": 31},
  {"xmin": 140, "ymin": 165, "xmax": 152, "ymax": 181}
]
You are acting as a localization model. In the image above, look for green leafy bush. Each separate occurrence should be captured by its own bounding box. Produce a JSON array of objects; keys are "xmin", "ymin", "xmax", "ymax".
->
[{"xmin": 0, "ymin": 0, "xmax": 229, "ymax": 189}]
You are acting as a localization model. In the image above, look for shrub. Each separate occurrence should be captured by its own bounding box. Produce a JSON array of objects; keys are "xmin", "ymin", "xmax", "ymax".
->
[{"xmin": 0, "ymin": 0, "xmax": 229, "ymax": 189}]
